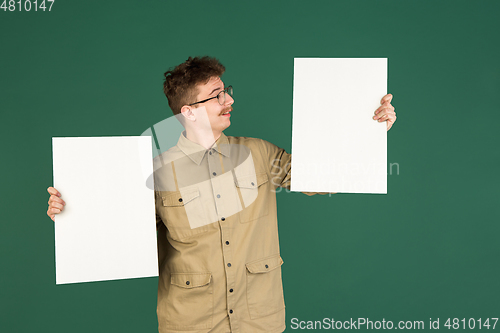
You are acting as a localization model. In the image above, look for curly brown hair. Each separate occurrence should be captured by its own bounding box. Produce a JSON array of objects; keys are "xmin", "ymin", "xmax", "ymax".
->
[{"xmin": 163, "ymin": 56, "xmax": 225, "ymax": 115}]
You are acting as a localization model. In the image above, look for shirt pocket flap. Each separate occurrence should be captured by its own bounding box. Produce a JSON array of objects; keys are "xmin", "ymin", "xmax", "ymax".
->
[
  {"xmin": 170, "ymin": 273, "xmax": 212, "ymax": 289},
  {"xmin": 246, "ymin": 254, "xmax": 283, "ymax": 274},
  {"xmin": 235, "ymin": 172, "xmax": 269, "ymax": 189},
  {"xmin": 162, "ymin": 189, "xmax": 200, "ymax": 207}
]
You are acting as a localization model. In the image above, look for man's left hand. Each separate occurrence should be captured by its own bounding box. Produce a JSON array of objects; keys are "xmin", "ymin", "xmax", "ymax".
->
[{"xmin": 373, "ymin": 94, "xmax": 396, "ymax": 131}]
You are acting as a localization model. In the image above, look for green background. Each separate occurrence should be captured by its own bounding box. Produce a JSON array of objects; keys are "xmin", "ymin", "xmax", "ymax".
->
[{"xmin": 1, "ymin": 0, "xmax": 499, "ymax": 332}]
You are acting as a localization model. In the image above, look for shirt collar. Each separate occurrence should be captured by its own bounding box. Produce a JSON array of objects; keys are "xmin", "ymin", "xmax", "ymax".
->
[
  {"xmin": 177, "ymin": 132, "xmax": 230, "ymax": 165},
  {"xmin": 213, "ymin": 132, "xmax": 230, "ymax": 158}
]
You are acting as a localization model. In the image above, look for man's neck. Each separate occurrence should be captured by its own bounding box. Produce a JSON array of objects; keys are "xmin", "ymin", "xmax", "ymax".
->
[{"xmin": 185, "ymin": 128, "xmax": 222, "ymax": 150}]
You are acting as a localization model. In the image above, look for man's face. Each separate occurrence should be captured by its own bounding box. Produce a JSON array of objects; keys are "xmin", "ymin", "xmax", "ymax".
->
[{"xmin": 193, "ymin": 76, "xmax": 234, "ymax": 134}]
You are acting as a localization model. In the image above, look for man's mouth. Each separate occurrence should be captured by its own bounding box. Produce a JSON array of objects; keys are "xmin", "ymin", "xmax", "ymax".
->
[{"xmin": 221, "ymin": 107, "xmax": 232, "ymax": 116}]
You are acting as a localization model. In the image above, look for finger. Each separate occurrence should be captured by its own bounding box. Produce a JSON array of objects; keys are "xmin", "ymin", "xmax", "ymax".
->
[
  {"xmin": 380, "ymin": 93, "xmax": 393, "ymax": 105},
  {"xmin": 47, "ymin": 211, "xmax": 55, "ymax": 221},
  {"xmin": 373, "ymin": 110, "xmax": 384, "ymax": 119},
  {"xmin": 374, "ymin": 104, "xmax": 396, "ymax": 114},
  {"xmin": 381, "ymin": 102, "xmax": 394, "ymax": 110},
  {"xmin": 373, "ymin": 108, "xmax": 394, "ymax": 120},
  {"xmin": 386, "ymin": 115, "xmax": 397, "ymax": 131},
  {"xmin": 47, "ymin": 187, "xmax": 61, "ymax": 197},
  {"xmin": 48, "ymin": 195, "xmax": 65, "ymax": 206},
  {"xmin": 374, "ymin": 104, "xmax": 394, "ymax": 115},
  {"xmin": 374, "ymin": 111, "xmax": 396, "ymax": 122},
  {"xmin": 377, "ymin": 113, "xmax": 389, "ymax": 122},
  {"xmin": 384, "ymin": 110, "xmax": 397, "ymax": 120},
  {"xmin": 49, "ymin": 207, "xmax": 62, "ymax": 215},
  {"xmin": 387, "ymin": 117, "xmax": 396, "ymax": 129},
  {"xmin": 50, "ymin": 202, "xmax": 65, "ymax": 211}
]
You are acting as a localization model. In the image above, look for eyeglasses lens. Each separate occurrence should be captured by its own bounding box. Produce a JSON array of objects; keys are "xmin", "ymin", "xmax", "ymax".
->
[{"xmin": 217, "ymin": 86, "xmax": 233, "ymax": 105}]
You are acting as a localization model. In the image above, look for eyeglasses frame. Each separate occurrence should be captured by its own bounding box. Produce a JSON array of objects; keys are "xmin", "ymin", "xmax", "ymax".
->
[{"xmin": 188, "ymin": 86, "xmax": 233, "ymax": 106}]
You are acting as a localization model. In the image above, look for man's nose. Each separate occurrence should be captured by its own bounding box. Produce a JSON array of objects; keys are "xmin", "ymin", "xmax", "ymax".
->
[{"xmin": 226, "ymin": 93, "xmax": 234, "ymax": 105}]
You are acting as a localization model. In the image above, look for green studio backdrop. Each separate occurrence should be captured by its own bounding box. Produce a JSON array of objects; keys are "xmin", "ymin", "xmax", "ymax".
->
[{"xmin": 1, "ymin": 0, "xmax": 499, "ymax": 332}]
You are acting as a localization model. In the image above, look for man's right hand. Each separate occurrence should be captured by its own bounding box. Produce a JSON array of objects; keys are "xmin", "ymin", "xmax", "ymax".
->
[{"xmin": 47, "ymin": 187, "xmax": 65, "ymax": 221}]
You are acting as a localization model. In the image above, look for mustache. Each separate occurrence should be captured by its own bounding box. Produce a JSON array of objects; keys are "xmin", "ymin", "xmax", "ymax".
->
[{"xmin": 220, "ymin": 107, "xmax": 233, "ymax": 115}]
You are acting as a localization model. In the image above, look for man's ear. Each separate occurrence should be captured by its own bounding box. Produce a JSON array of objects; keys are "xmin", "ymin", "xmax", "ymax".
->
[{"xmin": 180, "ymin": 105, "xmax": 196, "ymax": 122}]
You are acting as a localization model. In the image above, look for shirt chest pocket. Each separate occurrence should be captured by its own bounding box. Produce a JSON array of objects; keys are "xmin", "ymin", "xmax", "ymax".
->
[
  {"xmin": 159, "ymin": 188, "xmax": 215, "ymax": 241},
  {"xmin": 234, "ymin": 172, "xmax": 270, "ymax": 223}
]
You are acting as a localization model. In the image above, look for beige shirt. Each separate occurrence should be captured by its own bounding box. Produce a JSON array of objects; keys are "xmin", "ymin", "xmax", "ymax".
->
[{"xmin": 154, "ymin": 132, "xmax": 316, "ymax": 333}]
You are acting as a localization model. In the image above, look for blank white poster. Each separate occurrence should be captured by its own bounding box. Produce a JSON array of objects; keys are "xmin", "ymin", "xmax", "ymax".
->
[
  {"xmin": 52, "ymin": 136, "xmax": 158, "ymax": 284},
  {"xmin": 291, "ymin": 58, "xmax": 387, "ymax": 194}
]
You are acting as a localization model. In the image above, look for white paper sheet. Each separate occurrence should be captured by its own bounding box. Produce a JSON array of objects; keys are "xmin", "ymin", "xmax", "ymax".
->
[
  {"xmin": 291, "ymin": 58, "xmax": 387, "ymax": 194},
  {"xmin": 52, "ymin": 136, "xmax": 158, "ymax": 284}
]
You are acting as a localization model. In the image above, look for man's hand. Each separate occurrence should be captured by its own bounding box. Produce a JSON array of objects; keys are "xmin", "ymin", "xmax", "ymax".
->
[
  {"xmin": 373, "ymin": 94, "xmax": 397, "ymax": 131},
  {"xmin": 47, "ymin": 187, "xmax": 65, "ymax": 221}
]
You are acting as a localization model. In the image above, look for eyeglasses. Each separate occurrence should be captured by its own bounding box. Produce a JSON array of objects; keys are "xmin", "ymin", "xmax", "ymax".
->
[{"xmin": 188, "ymin": 86, "xmax": 233, "ymax": 106}]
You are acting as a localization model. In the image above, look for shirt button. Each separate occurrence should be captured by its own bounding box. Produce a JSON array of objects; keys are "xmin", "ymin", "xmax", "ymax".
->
[
  {"xmin": 265, "ymin": 264, "xmax": 269, "ymax": 269},
  {"xmin": 227, "ymin": 263, "xmax": 231, "ymax": 267},
  {"xmin": 209, "ymin": 151, "xmax": 212, "ymax": 155},
  {"xmin": 178, "ymin": 198, "xmax": 183, "ymax": 202},
  {"xmin": 251, "ymin": 182, "xmax": 255, "ymax": 186},
  {"xmin": 229, "ymin": 309, "xmax": 233, "ymax": 314},
  {"xmin": 217, "ymin": 194, "xmax": 221, "ymax": 198},
  {"xmin": 212, "ymin": 172, "xmax": 216, "ymax": 176},
  {"xmin": 186, "ymin": 281, "xmax": 190, "ymax": 285},
  {"xmin": 225, "ymin": 241, "xmax": 229, "ymax": 245},
  {"xmin": 221, "ymin": 217, "xmax": 225, "ymax": 221},
  {"xmin": 229, "ymin": 288, "xmax": 233, "ymax": 293}
]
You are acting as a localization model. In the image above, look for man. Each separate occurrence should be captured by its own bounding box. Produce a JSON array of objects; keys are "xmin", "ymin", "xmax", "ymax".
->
[{"xmin": 47, "ymin": 56, "xmax": 396, "ymax": 332}]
